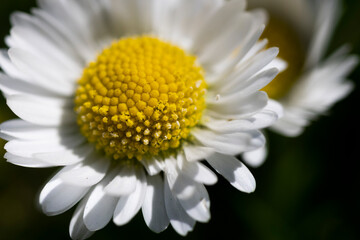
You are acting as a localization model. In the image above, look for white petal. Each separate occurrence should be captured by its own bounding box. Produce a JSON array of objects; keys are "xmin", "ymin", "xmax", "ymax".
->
[
  {"xmin": 192, "ymin": 128, "xmax": 265, "ymax": 155},
  {"xmin": 69, "ymin": 196, "xmax": 94, "ymax": 240},
  {"xmin": 0, "ymin": 49, "xmax": 29, "ymax": 80},
  {"xmin": 6, "ymin": 95, "xmax": 76, "ymax": 126},
  {"xmin": 192, "ymin": 0, "xmax": 246, "ymax": 52},
  {"xmin": 241, "ymin": 38, "xmax": 269, "ymax": 64},
  {"xmin": 178, "ymin": 154, "xmax": 217, "ymax": 185},
  {"xmin": 9, "ymin": 91, "xmax": 71, "ymax": 107},
  {"xmin": 196, "ymin": 12, "xmax": 256, "ymax": 69},
  {"xmin": 59, "ymin": 154, "xmax": 110, "ymax": 187},
  {"xmin": 270, "ymin": 106, "xmax": 310, "ymax": 137},
  {"xmin": 272, "ymin": 49, "xmax": 358, "ymax": 137},
  {"xmin": 34, "ymin": 143, "xmax": 94, "ymax": 166},
  {"xmin": 8, "ymin": 48, "xmax": 75, "ymax": 96},
  {"xmin": 286, "ymin": 51, "xmax": 357, "ymax": 113},
  {"xmin": 31, "ymin": 8, "xmax": 94, "ymax": 62},
  {"xmin": 9, "ymin": 9, "xmax": 87, "ymax": 64},
  {"xmin": 83, "ymin": 171, "xmax": 119, "ymax": 231},
  {"xmin": 164, "ymin": 159, "xmax": 210, "ymax": 223},
  {"xmin": 203, "ymin": 99, "xmax": 282, "ymax": 133},
  {"xmin": 169, "ymin": 175, "xmax": 210, "ymax": 223},
  {"xmin": 141, "ymin": 156, "xmax": 164, "ymax": 176},
  {"xmin": 109, "ymin": 0, "xmax": 158, "ymax": 35},
  {"xmin": 222, "ymin": 68, "xmax": 279, "ymax": 98},
  {"xmin": 76, "ymin": 0, "xmax": 115, "ymax": 41},
  {"xmin": 141, "ymin": 174, "xmax": 169, "ymax": 233},
  {"xmin": 206, "ymin": 153, "xmax": 256, "ymax": 193},
  {"xmin": 306, "ymin": 0, "xmax": 340, "ymax": 67},
  {"xmin": 203, "ymin": 114, "xmax": 274, "ymax": 133},
  {"xmin": 104, "ymin": 164, "xmax": 137, "ymax": 196},
  {"xmin": 162, "ymin": 0, "xmax": 223, "ymax": 49},
  {"xmin": 5, "ymin": 152, "xmax": 55, "ymax": 168},
  {"xmin": 207, "ymin": 92, "xmax": 268, "ymax": 119},
  {"xmin": 113, "ymin": 167, "xmax": 147, "ymax": 226},
  {"xmin": 215, "ymin": 47, "xmax": 279, "ymax": 94},
  {"xmin": 206, "ymin": 17, "xmax": 265, "ymax": 81},
  {"xmin": 183, "ymin": 144, "xmax": 215, "ymax": 162},
  {"xmin": 179, "ymin": 182, "xmax": 210, "ymax": 223},
  {"xmin": 39, "ymin": 166, "xmax": 89, "ymax": 216},
  {"xmin": 0, "ymin": 119, "xmax": 78, "ymax": 141},
  {"xmin": 36, "ymin": 0, "xmax": 100, "ymax": 61},
  {"xmin": 164, "ymin": 157, "xmax": 190, "ymax": 200},
  {"xmin": 5, "ymin": 133, "xmax": 85, "ymax": 158},
  {"xmin": 242, "ymin": 144, "xmax": 268, "ymax": 168},
  {"xmin": 265, "ymin": 99, "xmax": 284, "ymax": 119},
  {"xmin": 164, "ymin": 177, "xmax": 195, "ymax": 236},
  {"xmin": 9, "ymin": 21, "xmax": 82, "ymax": 75},
  {"xmin": 0, "ymin": 72, "xmax": 53, "ymax": 97},
  {"xmin": 264, "ymin": 57, "xmax": 288, "ymax": 73}
]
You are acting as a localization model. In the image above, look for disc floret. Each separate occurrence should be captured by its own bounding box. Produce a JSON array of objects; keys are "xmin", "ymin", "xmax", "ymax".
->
[{"xmin": 75, "ymin": 36, "xmax": 206, "ymax": 160}]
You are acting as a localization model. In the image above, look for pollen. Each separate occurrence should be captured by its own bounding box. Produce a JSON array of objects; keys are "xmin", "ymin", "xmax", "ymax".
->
[{"xmin": 74, "ymin": 36, "xmax": 206, "ymax": 160}]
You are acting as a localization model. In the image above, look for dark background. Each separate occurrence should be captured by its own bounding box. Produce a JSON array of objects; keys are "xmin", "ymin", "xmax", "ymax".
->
[{"xmin": 0, "ymin": 0, "xmax": 359, "ymax": 239}]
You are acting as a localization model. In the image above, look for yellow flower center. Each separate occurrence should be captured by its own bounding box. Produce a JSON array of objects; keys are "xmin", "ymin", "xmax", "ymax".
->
[
  {"xmin": 75, "ymin": 36, "xmax": 206, "ymax": 160},
  {"xmin": 261, "ymin": 16, "xmax": 306, "ymax": 99}
]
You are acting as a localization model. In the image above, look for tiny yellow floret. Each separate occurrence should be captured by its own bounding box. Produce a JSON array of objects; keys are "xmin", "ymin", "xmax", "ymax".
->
[{"xmin": 74, "ymin": 36, "xmax": 206, "ymax": 160}]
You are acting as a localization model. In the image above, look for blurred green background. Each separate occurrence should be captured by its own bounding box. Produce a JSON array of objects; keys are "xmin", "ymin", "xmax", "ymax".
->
[{"xmin": 0, "ymin": 0, "xmax": 359, "ymax": 239}]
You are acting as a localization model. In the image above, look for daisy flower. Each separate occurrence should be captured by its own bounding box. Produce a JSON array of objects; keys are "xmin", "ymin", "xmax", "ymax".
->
[
  {"xmin": 244, "ymin": 0, "xmax": 358, "ymax": 167},
  {"xmin": 0, "ymin": 0, "xmax": 282, "ymax": 238}
]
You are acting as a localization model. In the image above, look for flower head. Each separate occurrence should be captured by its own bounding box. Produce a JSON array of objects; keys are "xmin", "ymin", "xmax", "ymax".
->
[
  {"xmin": 243, "ymin": 0, "xmax": 358, "ymax": 167},
  {"xmin": 0, "ymin": 0, "xmax": 282, "ymax": 238},
  {"xmin": 249, "ymin": 0, "xmax": 358, "ymax": 136}
]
